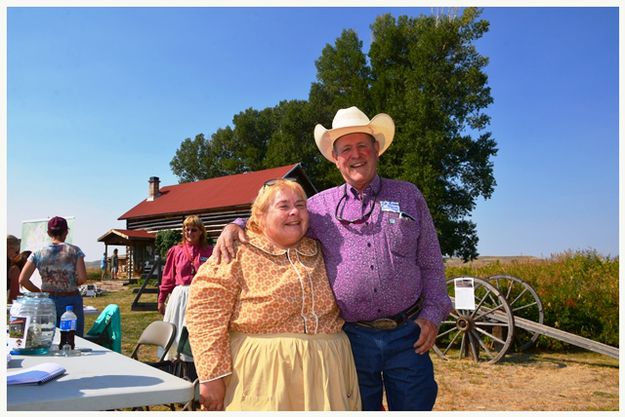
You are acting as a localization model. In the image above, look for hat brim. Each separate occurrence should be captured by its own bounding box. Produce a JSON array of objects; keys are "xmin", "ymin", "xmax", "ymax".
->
[{"xmin": 314, "ymin": 113, "xmax": 395, "ymax": 162}]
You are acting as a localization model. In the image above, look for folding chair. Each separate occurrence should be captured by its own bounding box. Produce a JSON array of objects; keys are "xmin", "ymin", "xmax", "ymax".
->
[
  {"xmin": 130, "ymin": 320, "xmax": 177, "ymax": 365},
  {"xmin": 172, "ymin": 326, "xmax": 197, "ymax": 381},
  {"xmin": 173, "ymin": 326, "xmax": 199, "ymax": 411},
  {"xmin": 129, "ymin": 320, "xmax": 177, "ymax": 411},
  {"xmin": 84, "ymin": 304, "xmax": 122, "ymax": 353}
]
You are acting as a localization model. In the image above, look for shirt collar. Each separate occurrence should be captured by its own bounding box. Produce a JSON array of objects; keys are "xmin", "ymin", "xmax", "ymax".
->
[
  {"xmin": 345, "ymin": 175, "xmax": 381, "ymax": 199},
  {"xmin": 246, "ymin": 229, "xmax": 318, "ymax": 257}
]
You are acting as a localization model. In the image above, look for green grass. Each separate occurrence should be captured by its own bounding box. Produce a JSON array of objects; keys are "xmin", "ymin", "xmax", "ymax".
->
[{"xmin": 83, "ymin": 279, "xmax": 161, "ymax": 356}]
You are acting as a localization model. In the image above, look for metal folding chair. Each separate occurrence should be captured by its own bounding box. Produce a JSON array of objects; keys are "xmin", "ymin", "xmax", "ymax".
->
[
  {"xmin": 129, "ymin": 320, "xmax": 177, "ymax": 411},
  {"xmin": 130, "ymin": 320, "xmax": 177, "ymax": 364},
  {"xmin": 173, "ymin": 326, "xmax": 199, "ymax": 411}
]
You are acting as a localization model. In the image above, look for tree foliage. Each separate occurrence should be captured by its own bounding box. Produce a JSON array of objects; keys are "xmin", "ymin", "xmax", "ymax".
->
[
  {"xmin": 367, "ymin": 9, "xmax": 497, "ymax": 260},
  {"xmin": 154, "ymin": 229, "xmax": 182, "ymax": 258},
  {"xmin": 169, "ymin": 8, "xmax": 496, "ymax": 260}
]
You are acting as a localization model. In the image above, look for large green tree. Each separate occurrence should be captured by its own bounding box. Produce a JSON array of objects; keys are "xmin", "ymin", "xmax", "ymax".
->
[
  {"xmin": 169, "ymin": 8, "xmax": 496, "ymax": 260},
  {"xmin": 367, "ymin": 9, "xmax": 497, "ymax": 260}
]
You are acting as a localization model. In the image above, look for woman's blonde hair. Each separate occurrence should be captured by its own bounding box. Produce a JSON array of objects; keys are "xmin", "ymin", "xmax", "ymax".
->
[
  {"xmin": 248, "ymin": 179, "xmax": 307, "ymax": 234},
  {"xmin": 181, "ymin": 215, "xmax": 209, "ymax": 247}
]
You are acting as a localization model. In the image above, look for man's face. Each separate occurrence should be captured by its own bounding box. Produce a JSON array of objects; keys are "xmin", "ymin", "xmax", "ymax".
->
[{"xmin": 332, "ymin": 133, "xmax": 380, "ymax": 191}]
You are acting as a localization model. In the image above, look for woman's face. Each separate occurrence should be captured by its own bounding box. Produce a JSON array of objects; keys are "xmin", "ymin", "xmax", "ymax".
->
[
  {"xmin": 262, "ymin": 188, "xmax": 309, "ymax": 249},
  {"xmin": 8, "ymin": 244, "xmax": 19, "ymax": 259},
  {"xmin": 184, "ymin": 225, "xmax": 202, "ymax": 245}
]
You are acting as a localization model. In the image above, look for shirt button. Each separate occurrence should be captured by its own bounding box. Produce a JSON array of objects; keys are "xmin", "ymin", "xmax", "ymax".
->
[
  {"xmin": 374, "ymin": 288, "xmax": 377, "ymax": 293},
  {"xmin": 367, "ymin": 242, "xmax": 372, "ymax": 247},
  {"xmin": 370, "ymin": 265, "xmax": 374, "ymax": 270}
]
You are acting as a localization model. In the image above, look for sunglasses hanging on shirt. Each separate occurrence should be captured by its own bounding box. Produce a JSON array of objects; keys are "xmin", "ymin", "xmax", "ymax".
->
[{"xmin": 335, "ymin": 182, "xmax": 381, "ymax": 225}]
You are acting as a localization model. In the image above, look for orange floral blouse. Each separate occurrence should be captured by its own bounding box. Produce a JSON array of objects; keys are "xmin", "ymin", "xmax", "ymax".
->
[{"xmin": 185, "ymin": 230, "xmax": 344, "ymax": 382}]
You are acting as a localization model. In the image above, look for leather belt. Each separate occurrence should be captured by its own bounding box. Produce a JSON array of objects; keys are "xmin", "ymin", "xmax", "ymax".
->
[
  {"xmin": 45, "ymin": 290, "xmax": 80, "ymax": 297},
  {"xmin": 354, "ymin": 298, "xmax": 423, "ymax": 330}
]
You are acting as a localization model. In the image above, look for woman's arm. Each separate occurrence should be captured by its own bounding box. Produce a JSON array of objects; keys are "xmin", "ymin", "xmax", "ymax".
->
[
  {"xmin": 8, "ymin": 265, "xmax": 21, "ymax": 303},
  {"xmin": 18, "ymin": 260, "xmax": 39, "ymax": 292},
  {"xmin": 75, "ymin": 256, "xmax": 87, "ymax": 286},
  {"xmin": 186, "ymin": 258, "xmax": 240, "ymax": 385},
  {"xmin": 158, "ymin": 246, "xmax": 179, "ymax": 314}
]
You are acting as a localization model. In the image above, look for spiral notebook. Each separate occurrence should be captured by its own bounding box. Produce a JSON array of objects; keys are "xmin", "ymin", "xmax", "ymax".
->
[{"xmin": 7, "ymin": 362, "xmax": 66, "ymax": 385}]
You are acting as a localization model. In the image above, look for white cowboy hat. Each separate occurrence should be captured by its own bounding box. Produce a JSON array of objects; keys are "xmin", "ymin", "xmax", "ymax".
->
[{"xmin": 314, "ymin": 106, "xmax": 395, "ymax": 162}]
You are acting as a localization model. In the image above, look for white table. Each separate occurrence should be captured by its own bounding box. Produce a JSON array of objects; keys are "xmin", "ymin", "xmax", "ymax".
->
[{"xmin": 7, "ymin": 333, "xmax": 194, "ymax": 410}]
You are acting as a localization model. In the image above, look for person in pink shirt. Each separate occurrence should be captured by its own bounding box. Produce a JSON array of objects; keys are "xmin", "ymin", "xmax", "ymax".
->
[{"xmin": 158, "ymin": 215, "xmax": 213, "ymax": 361}]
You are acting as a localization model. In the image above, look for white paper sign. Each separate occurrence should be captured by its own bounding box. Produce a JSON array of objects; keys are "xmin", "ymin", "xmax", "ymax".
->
[{"xmin": 454, "ymin": 278, "xmax": 476, "ymax": 310}]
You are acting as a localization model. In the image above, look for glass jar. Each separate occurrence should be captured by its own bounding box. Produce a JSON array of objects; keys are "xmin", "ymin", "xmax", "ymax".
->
[{"xmin": 9, "ymin": 292, "xmax": 57, "ymax": 354}]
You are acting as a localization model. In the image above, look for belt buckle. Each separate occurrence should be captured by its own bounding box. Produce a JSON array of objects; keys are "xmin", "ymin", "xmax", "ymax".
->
[{"xmin": 370, "ymin": 318, "xmax": 398, "ymax": 330}]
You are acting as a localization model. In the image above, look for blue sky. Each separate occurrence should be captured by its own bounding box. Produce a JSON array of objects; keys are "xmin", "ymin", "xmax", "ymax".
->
[{"xmin": 4, "ymin": 5, "xmax": 620, "ymax": 261}]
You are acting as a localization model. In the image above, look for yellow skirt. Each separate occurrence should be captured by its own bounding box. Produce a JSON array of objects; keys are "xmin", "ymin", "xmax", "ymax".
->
[{"xmin": 223, "ymin": 331, "xmax": 361, "ymax": 411}]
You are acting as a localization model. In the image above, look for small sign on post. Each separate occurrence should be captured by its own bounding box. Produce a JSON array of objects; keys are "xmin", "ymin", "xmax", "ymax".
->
[{"xmin": 454, "ymin": 277, "xmax": 476, "ymax": 310}]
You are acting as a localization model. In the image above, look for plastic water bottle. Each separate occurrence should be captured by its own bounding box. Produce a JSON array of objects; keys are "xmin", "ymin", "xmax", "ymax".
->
[{"xmin": 59, "ymin": 305, "xmax": 77, "ymax": 350}]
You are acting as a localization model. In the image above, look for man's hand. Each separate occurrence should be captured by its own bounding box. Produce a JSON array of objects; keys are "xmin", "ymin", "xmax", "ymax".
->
[
  {"xmin": 413, "ymin": 318, "xmax": 438, "ymax": 355},
  {"xmin": 213, "ymin": 223, "xmax": 247, "ymax": 264},
  {"xmin": 199, "ymin": 378, "xmax": 226, "ymax": 411},
  {"xmin": 157, "ymin": 302, "xmax": 166, "ymax": 315}
]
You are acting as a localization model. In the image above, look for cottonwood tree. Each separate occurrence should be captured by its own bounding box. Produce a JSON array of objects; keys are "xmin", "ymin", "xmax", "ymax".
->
[
  {"xmin": 367, "ymin": 8, "xmax": 497, "ymax": 260},
  {"xmin": 169, "ymin": 7, "xmax": 496, "ymax": 260}
]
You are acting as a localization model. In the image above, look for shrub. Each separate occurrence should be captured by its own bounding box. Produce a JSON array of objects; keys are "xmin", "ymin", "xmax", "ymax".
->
[{"xmin": 154, "ymin": 229, "xmax": 182, "ymax": 258}]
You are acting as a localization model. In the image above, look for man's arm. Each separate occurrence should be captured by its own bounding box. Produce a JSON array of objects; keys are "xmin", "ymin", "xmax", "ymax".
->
[
  {"xmin": 212, "ymin": 220, "xmax": 248, "ymax": 264},
  {"xmin": 411, "ymin": 188, "xmax": 453, "ymax": 354}
]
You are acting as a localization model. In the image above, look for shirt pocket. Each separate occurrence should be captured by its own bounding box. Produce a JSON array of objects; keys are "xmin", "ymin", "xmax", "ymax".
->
[{"xmin": 382, "ymin": 211, "xmax": 419, "ymax": 258}]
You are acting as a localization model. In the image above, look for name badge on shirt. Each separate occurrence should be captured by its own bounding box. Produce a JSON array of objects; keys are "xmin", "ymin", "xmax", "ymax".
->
[{"xmin": 380, "ymin": 200, "xmax": 400, "ymax": 213}]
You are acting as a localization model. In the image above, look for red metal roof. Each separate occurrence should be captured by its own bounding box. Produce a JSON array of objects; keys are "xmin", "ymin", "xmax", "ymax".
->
[
  {"xmin": 98, "ymin": 229, "xmax": 156, "ymax": 242},
  {"xmin": 119, "ymin": 164, "xmax": 301, "ymax": 220}
]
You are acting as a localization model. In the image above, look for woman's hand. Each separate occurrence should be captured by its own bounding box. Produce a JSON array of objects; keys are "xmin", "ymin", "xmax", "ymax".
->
[
  {"xmin": 157, "ymin": 302, "xmax": 166, "ymax": 315},
  {"xmin": 199, "ymin": 378, "xmax": 226, "ymax": 411}
]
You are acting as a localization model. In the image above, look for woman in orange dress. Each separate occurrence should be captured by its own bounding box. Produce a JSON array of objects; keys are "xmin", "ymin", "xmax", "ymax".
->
[{"xmin": 186, "ymin": 179, "xmax": 360, "ymax": 411}]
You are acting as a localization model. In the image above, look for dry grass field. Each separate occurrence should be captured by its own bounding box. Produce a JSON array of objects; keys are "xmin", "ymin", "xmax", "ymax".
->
[
  {"xmin": 85, "ymin": 277, "xmax": 619, "ymax": 412},
  {"xmin": 433, "ymin": 351, "xmax": 618, "ymax": 411}
]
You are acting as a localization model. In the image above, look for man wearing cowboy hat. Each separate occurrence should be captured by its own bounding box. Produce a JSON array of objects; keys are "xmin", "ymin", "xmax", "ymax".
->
[{"xmin": 214, "ymin": 106, "xmax": 452, "ymax": 411}]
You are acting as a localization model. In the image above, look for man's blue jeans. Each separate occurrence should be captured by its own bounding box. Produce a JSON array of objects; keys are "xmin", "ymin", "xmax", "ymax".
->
[{"xmin": 343, "ymin": 320, "xmax": 438, "ymax": 411}]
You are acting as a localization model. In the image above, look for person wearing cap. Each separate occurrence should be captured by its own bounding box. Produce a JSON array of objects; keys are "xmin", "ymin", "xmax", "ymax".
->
[
  {"xmin": 19, "ymin": 216, "xmax": 88, "ymax": 336},
  {"xmin": 213, "ymin": 106, "xmax": 452, "ymax": 411}
]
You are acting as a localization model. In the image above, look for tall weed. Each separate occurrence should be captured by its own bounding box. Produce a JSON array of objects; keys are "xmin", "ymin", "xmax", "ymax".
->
[{"xmin": 445, "ymin": 250, "xmax": 618, "ymax": 350}]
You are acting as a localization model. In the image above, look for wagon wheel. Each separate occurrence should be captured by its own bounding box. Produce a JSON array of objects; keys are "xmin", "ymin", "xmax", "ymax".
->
[
  {"xmin": 433, "ymin": 277, "xmax": 515, "ymax": 364},
  {"xmin": 486, "ymin": 274, "xmax": 544, "ymax": 352}
]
